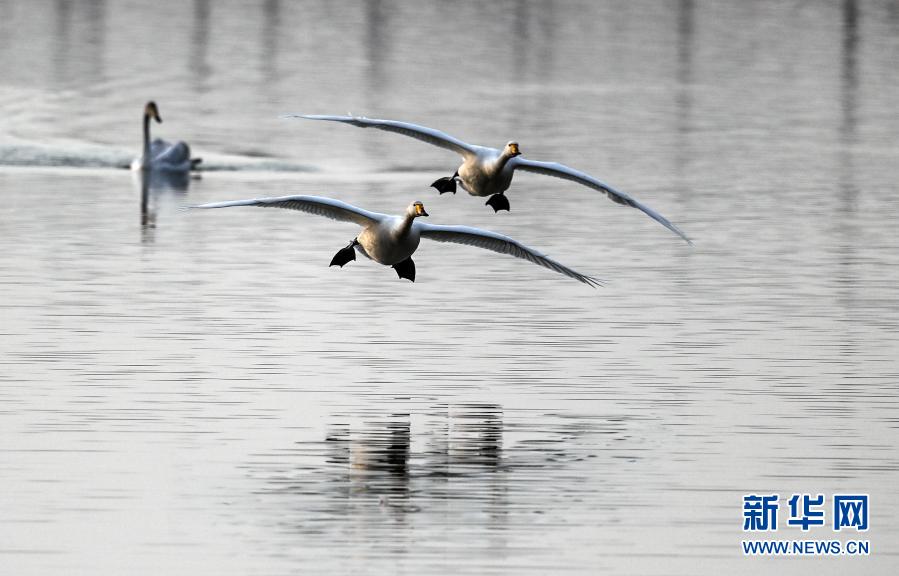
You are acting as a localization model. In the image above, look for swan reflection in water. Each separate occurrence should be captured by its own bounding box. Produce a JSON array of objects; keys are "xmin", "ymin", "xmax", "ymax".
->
[
  {"xmin": 137, "ymin": 166, "xmax": 194, "ymax": 238},
  {"xmin": 323, "ymin": 403, "xmax": 504, "ymax": 510},
  {"xmin": 251, "ymin": 402, "xmax": 626, "ymax": 541}
]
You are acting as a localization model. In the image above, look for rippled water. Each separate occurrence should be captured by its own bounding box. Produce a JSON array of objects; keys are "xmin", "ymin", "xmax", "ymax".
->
[{"xmin": 2, "ymin": 1, "xmax": 898, "ymax": 574}]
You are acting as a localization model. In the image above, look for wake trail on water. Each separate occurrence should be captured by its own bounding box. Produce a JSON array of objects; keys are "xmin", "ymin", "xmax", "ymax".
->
[{"xmin": 0, "ymin": 142, "xmax": 317, "ymax": 173}]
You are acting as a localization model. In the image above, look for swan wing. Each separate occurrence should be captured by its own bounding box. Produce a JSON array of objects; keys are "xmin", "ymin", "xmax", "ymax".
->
[
  {"xmin": 416, "ymin": 222, "xmax": 601, "ymax": 287},
  {"xmin": 189, "ymin": 195, "xmax": 385, "ymax": 227},
  {"xmin": 149, "ymin": 138, "xmax": 171, "ymax": 158},
  {"xmin": 510, "ymin": 157, "xmax": 691, "ymax": 244},
  {"xmin": 288, "ymin": 114, "xmax": 479, "ymax": 158},
  {"xmin": 152, "ymin": 140, "xmax": 192, "ymax": 166}
]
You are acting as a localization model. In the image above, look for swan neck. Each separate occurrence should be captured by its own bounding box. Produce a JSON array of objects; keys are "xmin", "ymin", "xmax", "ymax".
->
[
  {"xmin": 397, "ymin": 213, "xmax": 415, "ymax": 238},
  {"xmin": 142, "ymin": 113, "xmax": 151, "ymax": 166},
  {"xmin": 493, "ymin": 150, "xmax": 516, "ymax": 174}
]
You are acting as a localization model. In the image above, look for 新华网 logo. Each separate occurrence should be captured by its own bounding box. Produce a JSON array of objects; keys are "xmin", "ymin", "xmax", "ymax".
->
[{"xmin": 741, "ymin": 493, "xmax": 869, "ymax": 556}]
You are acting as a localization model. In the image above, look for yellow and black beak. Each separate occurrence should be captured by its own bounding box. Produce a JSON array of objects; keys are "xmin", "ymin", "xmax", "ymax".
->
[
  {"xmin": 509, "ymin": 143, "xmax": 521, "ymax": 156},
  {"xmin": 415, "ymin": 204, "xmax": 429, "ymax": 217},
  {"xmin": 147, "ymin": 102, "xmax": 162, "ymax": 123}
]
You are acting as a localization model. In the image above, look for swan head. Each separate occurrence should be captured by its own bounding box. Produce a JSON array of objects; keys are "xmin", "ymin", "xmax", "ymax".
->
[
  {"xmin": 144, "ymin": 101, "xmax": 162, "ymax": 123},
  {"xmin": 504, "ymin": 141, "xmax": 521, "ymax": 157},
  {"xmin": 408, "ymin": 201, "xmax": 429, "ymax": 218}
]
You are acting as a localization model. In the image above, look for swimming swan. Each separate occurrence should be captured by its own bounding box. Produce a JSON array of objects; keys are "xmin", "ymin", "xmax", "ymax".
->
[
  {"xmin": 288, "ymin": 114, "xmax": 690, "ymax": 244},
  {"xmin": 189, "ymin": 195, "xmax": 600, "ymax": 286},
  {"xmin": 131, "ymin": 101, "xmax": 201, "ymax": 173}
]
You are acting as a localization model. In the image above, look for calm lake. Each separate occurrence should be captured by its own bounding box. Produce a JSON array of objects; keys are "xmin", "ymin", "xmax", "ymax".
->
[{"xmin": 1, "ymin": 0, "xmax": 897, "ymax": 574}]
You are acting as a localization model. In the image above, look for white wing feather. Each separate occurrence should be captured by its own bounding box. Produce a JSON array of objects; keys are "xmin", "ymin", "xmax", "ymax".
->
[
  {"xmin": 188, "ymin": 195, "xmax": 385, "ymax": 226},
  {"xmin": 416, "ymin": 222, "xmax": 601, "ymax": 287},
  {"xmin": 509, "ymin": 157, "xmax": 691, "ymax": 244},
  {"xmin": 288, "ymin": 114, "xmax": 479, "ymax": 158}
]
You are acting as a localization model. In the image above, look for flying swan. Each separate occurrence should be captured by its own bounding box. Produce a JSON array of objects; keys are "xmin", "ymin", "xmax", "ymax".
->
[
  {"xmin": 287, "ymin": 114, "xmax": 690, "ymax": 244},
  {"xmin": 189, "ymin": 195, "xmax": 600, "ymax": 286},
  {"xmin": 132, "ymin": 101, "xmax": 202, "ymax": 173}
]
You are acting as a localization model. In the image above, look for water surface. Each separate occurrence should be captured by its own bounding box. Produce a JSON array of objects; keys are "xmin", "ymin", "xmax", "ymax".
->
[{"xmin": 1, "ymin": 1, "xmax": 898, "ymax": 574}]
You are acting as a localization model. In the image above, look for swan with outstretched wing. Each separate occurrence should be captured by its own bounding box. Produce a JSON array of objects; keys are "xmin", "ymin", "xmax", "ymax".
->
[
  {"xmin": 287, "ymin": 114, "xmax": 690, "ymax": 244},
  {"xmin": 189, "ymin": 195, "xmax": 600, "ymax": 286}
]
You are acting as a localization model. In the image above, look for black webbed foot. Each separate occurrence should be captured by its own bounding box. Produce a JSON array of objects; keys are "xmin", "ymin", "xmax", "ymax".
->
[
  {"xmin": 430, "ymin": 172, "xmax": 457, "ymax": 195},
  {"xmin": 330, "ymin": 239, "xmax": 359, "ymax": 267},
  {"xmin": 391, "ymin": 257, "xmax": 416, "ymax": 282},
  {"xmin": 485, "ymin": 194, "xmax": 510, "ymax": 212}
]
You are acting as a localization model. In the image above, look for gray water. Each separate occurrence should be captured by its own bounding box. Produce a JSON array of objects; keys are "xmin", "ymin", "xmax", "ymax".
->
[{"xmin": 2, "ymin": 0, "xmax": 898, "ymax": 574}]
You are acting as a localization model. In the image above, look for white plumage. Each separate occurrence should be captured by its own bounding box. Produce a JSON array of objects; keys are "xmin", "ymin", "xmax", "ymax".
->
[
  {"xmin": 131, "ymin": 101, "xmax": 200, "ymax": 173},
  {"xmin": 189, "ymin": 195, "xmax": 600, "ymax": 286},
  {"xmin": 289, "ymin": 114, "xmax": 690, "ymax": 244}
]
